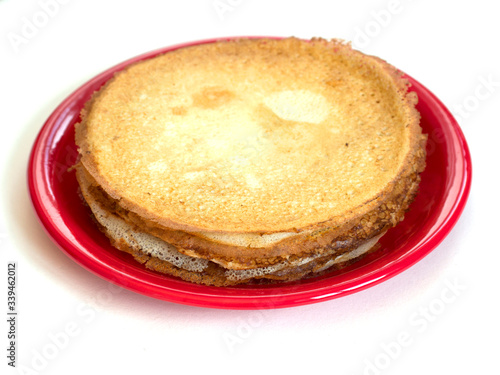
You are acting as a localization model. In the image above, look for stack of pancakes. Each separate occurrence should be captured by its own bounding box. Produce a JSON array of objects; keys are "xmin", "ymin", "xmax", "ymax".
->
[{"xmin": 74, "ymin": 38, "xmax": 427, "ymax": 286}]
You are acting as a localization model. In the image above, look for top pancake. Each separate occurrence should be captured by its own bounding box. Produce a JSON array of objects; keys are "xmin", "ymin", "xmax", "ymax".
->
[{"xmin": 76, "ymin": 37, "xmax": 422, "ymax": 234}]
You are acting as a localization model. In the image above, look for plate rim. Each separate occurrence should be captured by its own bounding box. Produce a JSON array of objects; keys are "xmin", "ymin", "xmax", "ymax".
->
[{"xmin": 27, "ymin": 37, "xmax": 472, "ymax": 309}]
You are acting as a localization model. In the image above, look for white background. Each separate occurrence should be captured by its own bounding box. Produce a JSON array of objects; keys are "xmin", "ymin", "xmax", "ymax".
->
[{"xmin": 0, "ymin": 0, "xmax": 498, "ymax": 374}]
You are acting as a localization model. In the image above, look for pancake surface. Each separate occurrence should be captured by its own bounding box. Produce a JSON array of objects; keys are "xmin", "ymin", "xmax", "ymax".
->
[{"xmin": 75, "ymin": 37, "xmax": 427, "ymax": 285}]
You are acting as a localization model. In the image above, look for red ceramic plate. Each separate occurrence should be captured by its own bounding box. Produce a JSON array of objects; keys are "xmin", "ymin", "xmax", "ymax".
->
[{"xmin": 28, "ymin": 38, "xmax": 472, "ymax": 309}]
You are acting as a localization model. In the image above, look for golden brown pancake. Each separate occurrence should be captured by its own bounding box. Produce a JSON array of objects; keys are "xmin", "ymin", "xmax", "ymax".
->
[{"xmin": 75, "ymin": 37, "xmax": 427, "ymax": 285}]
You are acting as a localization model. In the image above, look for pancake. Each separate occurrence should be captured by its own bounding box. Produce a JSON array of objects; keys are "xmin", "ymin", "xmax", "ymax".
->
[
  {"xmin": 74, "ymin": 37, "xmax": 427, "ymax": 285},
  {"xmin": 76, "ymin": 160, "xmax": 421, "ymax": 271}
]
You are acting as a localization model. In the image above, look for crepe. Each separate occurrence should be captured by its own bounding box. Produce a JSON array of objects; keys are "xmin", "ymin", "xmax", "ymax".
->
[{"xmin": 74, "ymin": 37, "xmax": 427, "ymax": 285}]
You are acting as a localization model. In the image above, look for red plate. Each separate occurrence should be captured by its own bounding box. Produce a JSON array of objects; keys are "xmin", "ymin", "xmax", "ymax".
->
[{"xmin": 28, "ymin": 38, "xmax": 472, "ymax": 309}]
